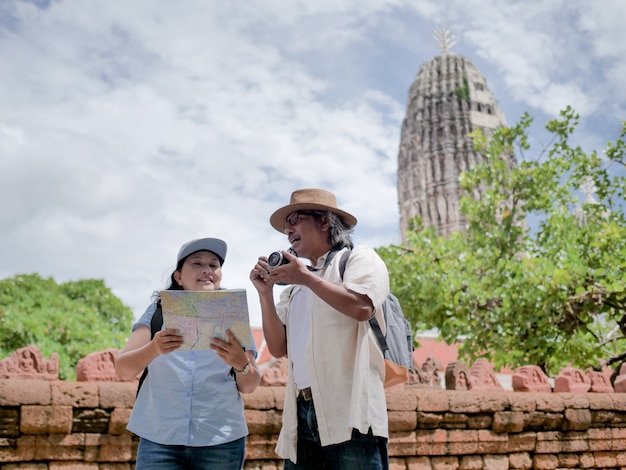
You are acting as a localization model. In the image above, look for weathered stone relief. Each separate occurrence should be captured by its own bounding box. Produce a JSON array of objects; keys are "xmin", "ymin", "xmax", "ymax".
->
[{"xmin": 0, "ymin": 345, "xmax": 59, "ymax": 380}]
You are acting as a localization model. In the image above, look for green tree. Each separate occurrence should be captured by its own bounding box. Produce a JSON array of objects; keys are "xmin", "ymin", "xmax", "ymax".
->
[
  {"xmin": 379, "ymin": 107, "xmax": 626, "ymax": 376},
  {"xmin": 0, "ymin": 274, "xmax": 134, "ymax": 380}
]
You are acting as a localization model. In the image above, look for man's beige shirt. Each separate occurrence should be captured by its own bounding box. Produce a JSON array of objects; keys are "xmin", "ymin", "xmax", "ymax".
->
[{"xmin": 275, "ymin": 245, "xmax": 390, "ymax": 463}]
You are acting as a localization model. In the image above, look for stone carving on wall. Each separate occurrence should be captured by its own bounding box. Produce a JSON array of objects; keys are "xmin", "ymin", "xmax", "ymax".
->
[
  {"xmin": 445, "ymin": 361, "xmax": 473, "ymax": 390},
  {"xmin": 407, "ymin": 364, "xmax": 429, "ymax": 386},
  {"xmin": 421, "ymin": 356, "xmax": 442, "ymax": 387},
  {"xmin": 260, "ymin": 356, "xmax": 289, "ymax": 386},
  {"xmin": 553, "ymin": 367, "xmax": 591, "ymax": 393},
  {"xmin": 586, "ymin": 370, "xmax": 613, "ymax": 393},
  {"xmin": 469, "ymin": 358, "xmax": 503, "ymax": 391},
  {"xmin": 76, "ymin": 348, "xmax": 136, "ymax": 382},
  {"xmin": 0, "ymin": 345, "xmax": 59, "ymax": 380},
  {"xmin": 613, "ymin": 363, "xmax": 626, "ymax": 392},
  {"xmin": 512, "ymin": 365, "xmax": 551, "ymax": 393},
  {"xmin": 407, "ymin": 356, "xmax": 442, "ymax": 388}
]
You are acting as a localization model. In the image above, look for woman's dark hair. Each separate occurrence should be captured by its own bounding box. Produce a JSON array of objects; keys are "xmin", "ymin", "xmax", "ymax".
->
[{"xmin": 151, "ymin": 258, "xmax": 186, "ymax": 302}]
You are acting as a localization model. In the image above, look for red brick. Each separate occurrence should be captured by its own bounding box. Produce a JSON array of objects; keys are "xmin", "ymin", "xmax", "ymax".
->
[
  {"xmin": 535, "ymin": 395, "xmax": 565, "ymax": 412},
  {"xmin": 476, "ymin": 429, "xmax": 508, "ymax": 454},
  {"xmin": 579, "ymin": 452, "xmax": 596, "ymax": 468},
  {"xmin": 0, "ymin": 380, "xmax": 51, "ymax": 406},
  {"xmin": 616, "ymin": 450, "xmax": 626, "ymax": 465},
  {"xmin": 388, "ymin": 431, "xmax": 418, "ymax": 456},
  {"xmin": 508, "ymin": 394, "xmax": 537, "ymax": 412},
  {"xmin": 386, "ymin": 387, "xmax": 419, "ymax": 411},
  {"xmin": 448, "ymin": 391, "xmax": 483, "ymax": 413},
  {"xmin": 245, "ymin": 433, "xmax": 279, "ymax": 460},
  {"xmin": 447, "ymin": 430, "xmax": 479, "ymax": 455},
  {"xmin": 507, "ymin": 432, "xmax": 536, "ymax": 452},
  {"xmin": 21, "ymin": 405, "xmax": 72, "ymax": 434},
  {"xmin": 271, "ymin": 386, "xmax": 286, "ymax": 411},
  {"xmin": 244, "ymin": 409, "xmax": 282, "ymax": 435},
  {"xmin": 51, "ymin": 381, "xmax": 98, "ymax": 407},
  {"xmin": 242, "ymin": 384, "xmax": 276, "ymax": 409},
  {"xmin": 98, "ymin": 382, "xmax": 136, "ymax": 408},
  {"xmin": 558, "ymin": 393, "xmax": 590, "ymax": 409},
  {"xmin": 49, "ymin": 463, "xmax": 98, "ymax": 470},
  {"xmin": 387, "ymin": 457, "xmax": 408, "ymax": 470},
  {"xmin": 594, "ymin": 451, "xmax": 618, "ymax": 467},
  {"xmin": 563, "ymin": 408, "xmax": 591, "ymax": 431},
  {"xmin": 109, "ymin": 408, "xmax": 132, "ymax": 435},
  {"xmin": 34, "ymin": 434, "xmax": 85, "ymax": 460},
  {"xmin": 493, "ymin": 411, "xmax": 524, "ymax": 433},
  {"xmin": 388, "ymin": 410, "xmax": 416, "ymax": 432},
  {"xmin": 587, "ymin": 393, "xmax": 616, "ymax": 411},
  {"xmin": 458, "ymin": 454, "xmax": 482, "ymax": 470},
  {"xmin": 430, "ymin": 456, "xmax": 459, "ymax": 469},
  {"xmin": 0, "ymin": 435, "xmax": 36, "ymax": 462},
  {"xmin": 557, "ymin": 452, "xmax": 580, "ymax": 467},
  {"xmin": 402, "ymin": 457, "xmax": 430, "ymax": 469},
  {"xmin": 417, "ymin": 389, "xmax": 449, "ymax": 413},
  {"xmin": 88, "ymin": 434, "xmax": 132, "ymax": 462},
  {"xmin": 611, "ymin": 394, "xmax": 626, "ymax": 411},
  {"xmin": 482, "ymin": 454, "xmax": 508, "ymax": 470},
  {"xmin": 533, "ymin": 454, "xmax": 558, "ymax": 470},
  {"xmin": 508, "ymin": 451, "xmax": 532, "ymax": 469}
]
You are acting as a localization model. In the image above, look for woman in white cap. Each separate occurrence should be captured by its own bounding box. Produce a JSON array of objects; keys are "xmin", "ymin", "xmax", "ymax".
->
[{"xmin": 116, "ymin": 238, "xmax": 261, "ymax": 469}]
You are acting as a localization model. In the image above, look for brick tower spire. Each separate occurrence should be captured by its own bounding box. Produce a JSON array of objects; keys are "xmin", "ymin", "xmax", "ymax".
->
[{"xmin": 397, "ymin": 29, "xmax": 511, "ymax": 240}]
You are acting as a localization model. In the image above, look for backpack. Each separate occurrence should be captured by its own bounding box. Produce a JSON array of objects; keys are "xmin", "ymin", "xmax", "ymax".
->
[
  {"xmin": 338, "ymin": 250, "xmax": 414, "ymax": 387},
  {"xmin": 136, "ymin": 301, "xmax": 163, "ymax": 397}
]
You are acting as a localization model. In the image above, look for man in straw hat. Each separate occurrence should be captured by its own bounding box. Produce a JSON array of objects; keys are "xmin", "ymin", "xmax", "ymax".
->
[{"xmin": 250, "ymin": 188, "xmax": 390, "ymax": 469}]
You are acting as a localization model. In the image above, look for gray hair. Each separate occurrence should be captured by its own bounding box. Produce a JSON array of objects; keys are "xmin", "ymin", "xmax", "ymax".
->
[{"xmin": 319, "ymin": 210, "xmax": 354, "ymax": 249}]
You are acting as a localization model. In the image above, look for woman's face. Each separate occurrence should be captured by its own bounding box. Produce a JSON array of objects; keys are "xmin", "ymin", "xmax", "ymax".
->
[{"xmin": 174, "ymin": 251, "xmax": 223, "ymax": 291}]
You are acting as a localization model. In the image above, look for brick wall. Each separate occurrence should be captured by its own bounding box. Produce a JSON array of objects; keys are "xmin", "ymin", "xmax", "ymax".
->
[{"xmin": 2, "ymin": 379, "xmax": 626, "ymax": 469}]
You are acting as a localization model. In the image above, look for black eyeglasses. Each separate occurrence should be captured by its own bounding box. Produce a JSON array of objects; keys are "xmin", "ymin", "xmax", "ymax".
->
[{"xmin": 284, "ymin": 210, "xmax": 320, "ymax": 228}]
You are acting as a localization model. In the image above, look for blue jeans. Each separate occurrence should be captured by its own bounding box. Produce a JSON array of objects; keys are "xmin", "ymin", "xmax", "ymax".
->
[
  {"xmin": 136, "ymin": 436, "xmax": 246, "ymax": 469},
  {"xmin": 284, "ymin": 397, "xmax": 389, "ymax": 470}
]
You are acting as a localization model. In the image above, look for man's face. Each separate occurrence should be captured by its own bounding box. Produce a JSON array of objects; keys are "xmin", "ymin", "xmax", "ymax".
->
[{"xmin": 284, "ymin": 211, "xmax": 327, "ymax": 261}]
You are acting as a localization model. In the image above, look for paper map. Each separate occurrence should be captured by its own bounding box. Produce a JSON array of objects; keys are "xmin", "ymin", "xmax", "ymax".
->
[{"xmin": 160, "ymin": 289, "xmax": 252, "ymax": 350}]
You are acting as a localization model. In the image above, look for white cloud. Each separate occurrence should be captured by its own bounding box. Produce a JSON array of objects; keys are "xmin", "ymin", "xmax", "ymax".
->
[{"xmin": 0, "ymin": 0, "xmax": 623, "ymax": 329}]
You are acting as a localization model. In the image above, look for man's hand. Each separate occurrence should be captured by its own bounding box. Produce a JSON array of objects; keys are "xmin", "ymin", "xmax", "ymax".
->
[
  {"xmin": 268, "ymin": 250, "xmax": 312, "ymax": 286},
  {"xmin": 250, "ymin": 256, "xmax": 275, "ymax": 294}
]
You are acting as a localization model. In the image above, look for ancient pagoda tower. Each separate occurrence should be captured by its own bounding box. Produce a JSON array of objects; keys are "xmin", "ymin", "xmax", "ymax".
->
[{"xmin": 397, "ymin": 29, "xmax": 511, "ymax": 240}]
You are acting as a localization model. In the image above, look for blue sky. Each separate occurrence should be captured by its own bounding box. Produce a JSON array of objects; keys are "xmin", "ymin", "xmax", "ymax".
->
[{"xmin": 1, "ymin": 0, "xmax": 624, "ymax": 327}]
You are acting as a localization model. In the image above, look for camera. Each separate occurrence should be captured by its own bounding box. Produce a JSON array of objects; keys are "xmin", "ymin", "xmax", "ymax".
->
[{"xmin": 268, "ymin": 248, "xmax": 297, "ymax": 268}]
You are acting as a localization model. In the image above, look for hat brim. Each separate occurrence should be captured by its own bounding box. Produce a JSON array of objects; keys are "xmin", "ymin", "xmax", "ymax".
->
[
  {"xmin": 270, "ymin": 203, "xmax": 357, "ymax": 232},
  {"xmin": 177, "ymin": 238, "xmax": 227, "ymax": 265}
]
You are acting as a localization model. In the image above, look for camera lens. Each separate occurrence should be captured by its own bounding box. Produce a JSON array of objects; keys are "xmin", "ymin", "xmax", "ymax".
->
[{"xmin": 268, "ymin": 251, "xmax": 286, "ymax": 268}]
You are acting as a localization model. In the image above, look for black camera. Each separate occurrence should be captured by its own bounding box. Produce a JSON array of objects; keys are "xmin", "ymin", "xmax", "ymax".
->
[{"xmin": 268, "ymin": 248, "xmax": 297, "ymax": 268}]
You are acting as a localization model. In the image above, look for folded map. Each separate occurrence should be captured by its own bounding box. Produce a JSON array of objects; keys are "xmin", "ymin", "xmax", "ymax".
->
[{"xmin": 160, "ymin": 289, "xmax": 252, "ymax": 350}]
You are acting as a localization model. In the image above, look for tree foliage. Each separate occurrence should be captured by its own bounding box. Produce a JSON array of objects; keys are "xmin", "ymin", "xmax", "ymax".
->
[
  {"xmin": 0, "ymin": 274, "xmax": 134, "ymax": 380},
  {"xmin": 378, "ymin": 107, "xmax": 626, "ymax": 375}
]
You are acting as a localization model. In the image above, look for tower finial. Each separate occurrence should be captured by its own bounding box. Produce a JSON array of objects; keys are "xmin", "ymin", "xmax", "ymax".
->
[{"xmin": 434, "ymin": 23, "xmax": 456, "ymax": 53}]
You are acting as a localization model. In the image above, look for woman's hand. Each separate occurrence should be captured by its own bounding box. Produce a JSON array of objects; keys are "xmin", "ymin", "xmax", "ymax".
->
[
  {"xmin": 153, "ymin": 328, "xmax": 184, "ymax": 354},
  {"xmin": 209, "ymin": 329, "xmax": 249, "ymax": 371}
]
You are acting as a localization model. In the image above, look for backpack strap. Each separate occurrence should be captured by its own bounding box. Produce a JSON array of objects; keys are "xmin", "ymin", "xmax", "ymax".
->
[
  {"xmin": 338, "ymin": 249, "xmax": 389, "ymax": 353},
  {"xmin": 136, "ymin": 301, "xmax": 163, "ymax": 396}
]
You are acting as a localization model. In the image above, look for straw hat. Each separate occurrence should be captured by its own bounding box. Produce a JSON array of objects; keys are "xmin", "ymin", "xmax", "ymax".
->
[{"xmin": 269, "ymin": 188, "xmax": 357, "ymax": 232}]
